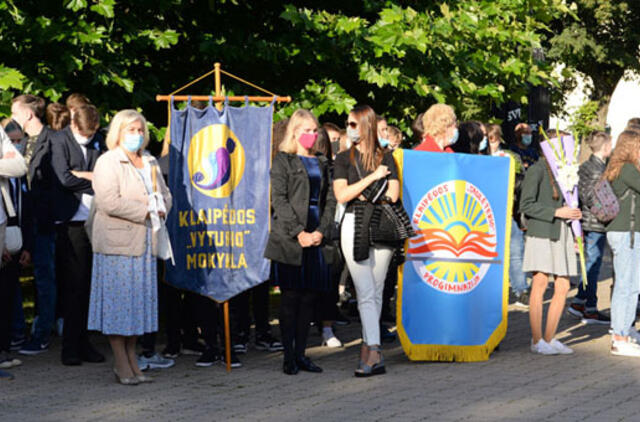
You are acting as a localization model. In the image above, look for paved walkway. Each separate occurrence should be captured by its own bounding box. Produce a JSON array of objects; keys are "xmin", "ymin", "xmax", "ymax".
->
[{"xmin": 3, "ymin": 256, "xmax": 640, "ymax": 421}]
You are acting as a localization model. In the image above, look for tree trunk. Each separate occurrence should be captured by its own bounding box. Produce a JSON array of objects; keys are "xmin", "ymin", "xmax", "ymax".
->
[{"xmin": 595, "ymin": 96, "xmax": 611, "ymax": 128}]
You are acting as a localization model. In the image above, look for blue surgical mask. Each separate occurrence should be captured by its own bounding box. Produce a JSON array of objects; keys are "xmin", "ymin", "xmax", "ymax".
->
[
  {"xmin": 346, "ymin": 127, "xmax": 360, "ymax": 144},
  {"xmin": 122, "ymin": 133, "xmax": 144, "ymax": 152},
  {"xmin": 479, "ymin": 136, "xmax": 488, "ymax": 151},
  {"xmin": 379, "ymin": 138, "xmax": 390, "ymax": 148},
  {"xmin": 449, "ymin": 128, "xmax": 459, "ymax": 146},
  {"xmin": 521, "ymin": 134, "xmax": 532, "ymax": 146}
]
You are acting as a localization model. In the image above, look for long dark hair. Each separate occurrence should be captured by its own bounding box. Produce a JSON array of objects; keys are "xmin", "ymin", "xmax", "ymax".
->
[
  {"xmin": 454, "ymin": 121, "xmax": 484, "ymax": 154},
  {"xmin": 349, "ymin": 105, "xmax": 383, "ymax": 171}
]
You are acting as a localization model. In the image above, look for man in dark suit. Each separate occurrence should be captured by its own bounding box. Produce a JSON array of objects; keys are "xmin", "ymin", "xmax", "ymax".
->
[
  {"xmin": 50, "ymin": 104, "xmax": 104, "ymax": 365},
  {"xmin": 11, "ymin": 95, "xmax": 60, "ymax": 357}
]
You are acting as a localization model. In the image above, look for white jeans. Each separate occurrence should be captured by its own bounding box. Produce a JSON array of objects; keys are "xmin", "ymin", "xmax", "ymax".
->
[{"xmin": 341, "ymin": 212, "xmax": 394, "ymax": 346}]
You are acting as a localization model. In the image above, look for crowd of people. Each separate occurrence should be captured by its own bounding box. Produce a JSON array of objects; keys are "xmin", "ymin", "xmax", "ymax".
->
[{"xmin": 1, "ymin": 92, "xmax": 640, "ymax": 384}]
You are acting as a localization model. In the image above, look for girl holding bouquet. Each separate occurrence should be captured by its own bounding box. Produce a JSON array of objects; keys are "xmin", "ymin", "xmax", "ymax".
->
[{"xmin": 520, "ymin": 156, "xmax": 581, "ymax": 355}]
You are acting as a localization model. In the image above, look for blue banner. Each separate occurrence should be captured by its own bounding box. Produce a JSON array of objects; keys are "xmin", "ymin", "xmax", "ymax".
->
[
  {"xmin": 395, "ymin": 149, "xmax": 514, "ymax": 361},
  {"xmin": 166, "ymin": 99, "xmax": 272, "ymax": 301}
]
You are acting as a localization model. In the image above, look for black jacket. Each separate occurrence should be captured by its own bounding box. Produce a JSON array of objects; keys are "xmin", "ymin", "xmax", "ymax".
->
[
  {"xmin": 50, "ymin": 126, "xmax": 100, "ymax": 222},
  {"xmin": 264, "ymin": 152, "xmax": 337, "ymax": 266},
  {"xmin": 578, "ymin": 154, "xmax": 607, "ymax": 233},
  {"xmin": 27, "ymin": 126, "xmax": 57, "ymax": 232}
]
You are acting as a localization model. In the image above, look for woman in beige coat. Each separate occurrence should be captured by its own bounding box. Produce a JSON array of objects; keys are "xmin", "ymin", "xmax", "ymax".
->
[{"xmin": 87, "ymin": 110, "xmax": 171, "ymax": 385}]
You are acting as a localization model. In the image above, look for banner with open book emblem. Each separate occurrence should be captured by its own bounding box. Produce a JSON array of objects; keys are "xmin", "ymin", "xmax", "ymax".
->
[{"xmin": 395, "ymin": 149, "xmax": 514, "ymax": 361}]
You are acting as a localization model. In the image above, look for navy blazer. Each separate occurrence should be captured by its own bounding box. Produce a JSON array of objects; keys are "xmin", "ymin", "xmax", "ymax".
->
[
  {"xmin": 50, "ymin": 126, "xmax": 100, "ymax": 222},
  {"xmin": 27, "ymin": 126, "xmax": 56, "ymax": 232}
]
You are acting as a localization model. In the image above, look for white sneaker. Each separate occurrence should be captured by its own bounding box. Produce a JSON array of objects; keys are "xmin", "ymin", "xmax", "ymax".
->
[
  {"xmin": 322, "ymin": 334, "xmax": 343, "ymax": 348},
  {"xmin": 0, "ymin": 354, "xmax": 22, "ymax": 369},
  {"xmin": 530, "ymin": 339, "xmax": 558, "ymax": 355},
  {"xmin": 138, "ymin": 353, "xmax": 175, "ymax": 370},
  {"xmin": 611, "ymin": 337, "xmax": 640, "ymax": 357},
  {"xmin": 548, "ymin": 339, "xmax": 574, "ymax": 355}
]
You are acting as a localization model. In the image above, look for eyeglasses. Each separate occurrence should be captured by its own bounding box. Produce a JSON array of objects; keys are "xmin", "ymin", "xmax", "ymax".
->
[{"xmin": 345, "ymin": 121, "xmax": 358, "ymax": 129}]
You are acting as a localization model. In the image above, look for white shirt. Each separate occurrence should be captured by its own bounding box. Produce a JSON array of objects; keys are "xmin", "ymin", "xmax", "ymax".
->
[{"xmin": 70, "ymin": 143, "xmax": 92, "ymax": 222}]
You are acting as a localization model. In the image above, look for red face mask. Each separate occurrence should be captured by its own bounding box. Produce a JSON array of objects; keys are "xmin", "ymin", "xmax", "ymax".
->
[{"xmin": 299, "ymin": 132, "xmax": 318, "ymax": 150}]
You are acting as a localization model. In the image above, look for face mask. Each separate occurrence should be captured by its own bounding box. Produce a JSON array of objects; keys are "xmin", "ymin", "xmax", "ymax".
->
[
  {"xmin": 521, "ymin": 134, "xmax": 532, "ymax": 146},
  {"xmin": 298, "ymin": 133, "xmax": 318, "ymax": 150},
  {"xmin": 479, "ymin": 137, "xmax": 488, "ymax": 151},
  {"xmin": 73, "ymin": 132, "xmax": 92, "ymax": 146},
  {"xmin": 379, "ymin": 138, "xmax": 390, "ymax": 148},
  {"xmin": 448, "ymin": 128, "xmax": 459, "ymax": 146},
  {"xmin": 122, "ymin": 133, "xmax": 144, "ymax": 152},
  {"xmin": 346, "ymin": 127, "xmax": 360, "ymax": 144}
]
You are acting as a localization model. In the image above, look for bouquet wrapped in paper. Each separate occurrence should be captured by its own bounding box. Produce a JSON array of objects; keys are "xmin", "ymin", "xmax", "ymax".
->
[{"xmin": 539, "ymin": 129, "xmax": 588, "ymax": 287}]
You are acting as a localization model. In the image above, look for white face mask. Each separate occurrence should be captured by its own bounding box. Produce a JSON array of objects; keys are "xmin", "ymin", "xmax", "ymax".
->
[
  {"xmin": 73, "ymin": 132, "xmax": 92, "ymax": 146},
  {"xmin": 346, "ymin": 127, "xmax": 361, "ymax": 144}
]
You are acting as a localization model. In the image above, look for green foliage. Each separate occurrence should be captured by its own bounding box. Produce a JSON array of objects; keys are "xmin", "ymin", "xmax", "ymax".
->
[
  {"xmin": 568, "ymin": 100, "xmax": 603, "ymax": 141},
  {"xmin": 0, "ymin": 0, "xmax": 578, "ymax": 138},
  {"xmin": 0, "ymin": 0, "xmax": 179, "ymax": 122},
  {"xmin": 547, "ymin": 1, "xmax": 640, "ymax": 120},
  {"xmin": 277, "ymin": 0, "xmax": 569, "ymax": 129}
]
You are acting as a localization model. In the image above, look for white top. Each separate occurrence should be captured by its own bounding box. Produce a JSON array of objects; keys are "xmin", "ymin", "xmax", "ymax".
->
[
  {"xmin": 136, "ymin": 161, "xmax": 153, "ymax": 194},
  {"xmin": 0, "ymin": 128, "xmax": 12, "ymax": 225}
]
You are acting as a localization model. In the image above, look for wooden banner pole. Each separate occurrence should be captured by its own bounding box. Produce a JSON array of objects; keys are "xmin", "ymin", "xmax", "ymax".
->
[
  {"xmin": 214, "ymin": 62, "xmax": 223, "ymax": 111},
  {"xmin": 223, "ymin": 301, "xmax": 232, "ymax": 373},
  {"xmin": 156, "ymin": 95, "xmax": 291, "ymax": 103},
  {"xmin": 213, "ymin": 62, "xmax": 232, "ymax": 373}
]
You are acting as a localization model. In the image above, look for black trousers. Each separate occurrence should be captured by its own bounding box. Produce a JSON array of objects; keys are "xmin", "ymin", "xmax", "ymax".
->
[
  {"xmin": 0, "ymin": 254, "xmax": 19, "ymax": 352},
  {"xmin": 280, "ymin": 288, "xmax": 316, "ymax": 363},
  {"xmin": 382, "ymin": 260, "xmax": 398, "ymax": 319},
  {"xmin": 317, "ymin": 258, "xmax": 342, "ymax": 322},
  {"xmin": 230, "ymin": 281, "xmax": 270, "ymax": 341},
  {"xmin": 56, "ymin": 222, "xmax": 92, "ymax": 354},
  {"xmin": 193, "ymin": 294, "xmax": 220, "ymax": 350}
]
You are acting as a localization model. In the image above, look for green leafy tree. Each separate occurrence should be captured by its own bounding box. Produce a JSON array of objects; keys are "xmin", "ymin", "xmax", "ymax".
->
[
  {"xmin": 0, "ymin": 0, "xmax": 572, "ymax": 144},
  {"xmin": 547, "ymin": 1, "xmax": 640, "ymax": 124},
  {"xmin": 0, "ymin": 0, "xmax": 179, "ymax": 119}
]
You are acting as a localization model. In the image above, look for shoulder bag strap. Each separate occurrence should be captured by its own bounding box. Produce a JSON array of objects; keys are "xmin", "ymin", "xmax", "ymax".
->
[{"xmin": 0, "ymin": 182, "xmax": 16, "ymax": 218}]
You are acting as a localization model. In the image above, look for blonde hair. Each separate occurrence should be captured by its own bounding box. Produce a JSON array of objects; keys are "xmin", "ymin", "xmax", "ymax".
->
[
  {"xmin": 279, "ymin": 109, "xmax": 318, "ymax": 154},
  {"xmin": 106, "ymin": 109, "xmax": 150, "ymax": 151},
  {"xmin": 487, "ymin": 124, "xmax": 503, "ymax": 142},
  {"xmin": 422, "ymin": 104, "xmax": 456, "ymax": 138}
]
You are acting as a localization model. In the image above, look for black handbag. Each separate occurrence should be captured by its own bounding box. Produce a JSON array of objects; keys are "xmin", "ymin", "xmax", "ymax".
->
[
  {"xmin": 354, "ymin": 161, "xmax": 415, "ymax": 247},
  {"xmin": 369, "ymin": 201, "xmax": 415, "ymax": 247}
]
